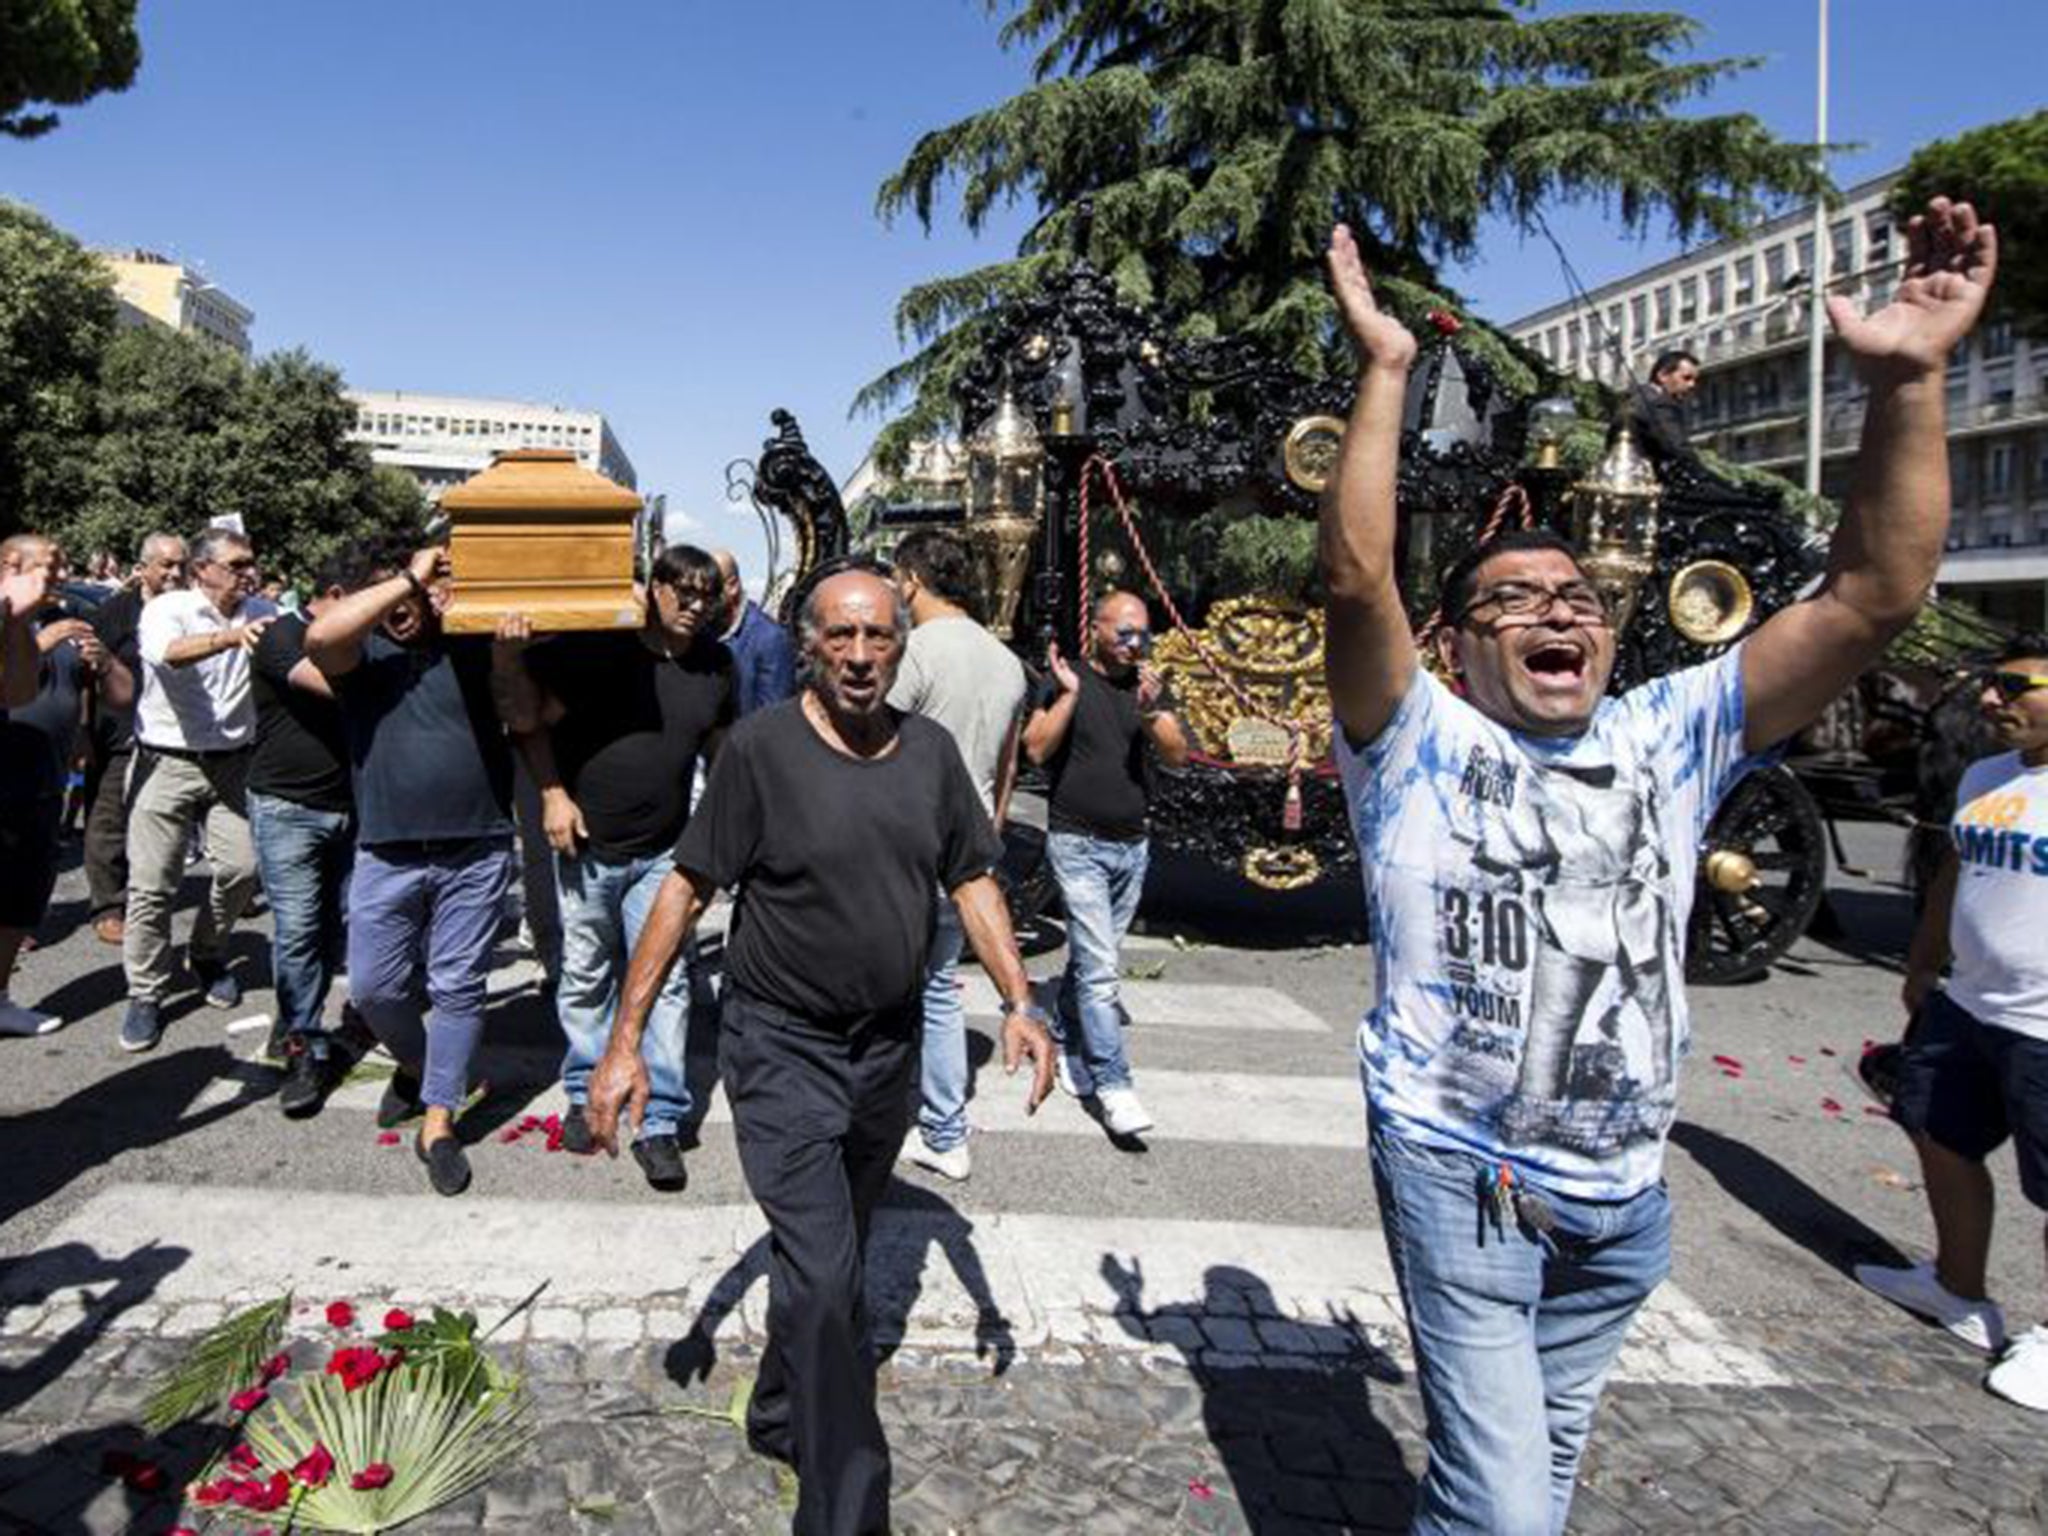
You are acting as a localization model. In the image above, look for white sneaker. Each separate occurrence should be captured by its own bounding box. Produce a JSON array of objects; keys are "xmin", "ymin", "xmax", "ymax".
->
[
  {"xmin": 1987, "ymin": 1325, "xmax": 2048, "ymax": 1411},
  {"xmin": 1854, "ymin": 1259, "xmax": 2006, "ymax": 1353},
  {"xmin": 1097, "ymin": 1086, "xmax": 1154, "ymax": 1137},
  {"xmin": 1054, "ymin": 1053, "xmax": 1083, "ymax": 1099},
  {"xmin": 0, "ymin": 997, "xmax": 64, "ymax": 1037},
  {"xmin": 900, "ymin": 1133, "xmax": 971, "ymax": 1183}
]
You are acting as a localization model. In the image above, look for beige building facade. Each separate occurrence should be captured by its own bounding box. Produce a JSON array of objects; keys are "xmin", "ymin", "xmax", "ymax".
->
[
  {"xmin": 100, "ymin": 250, "xmax": 254, "ymax": 356},
  {"xmin": 1509, "ymin": 172, "xmax": 2048, "ymax": 630}
]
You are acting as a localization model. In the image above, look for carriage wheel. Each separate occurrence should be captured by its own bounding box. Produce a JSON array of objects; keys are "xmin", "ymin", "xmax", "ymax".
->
[{"xmin": 1686, "ymin": 764, "xmax": 1828, "ymax": 986}]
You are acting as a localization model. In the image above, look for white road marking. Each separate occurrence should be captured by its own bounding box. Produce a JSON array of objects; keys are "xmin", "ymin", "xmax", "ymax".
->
[
  {"xmin": 224, "ymin": 1013, "xmax": 274, "ymax": 1035},
  {"xmin": 2, "ymin": 1183, "xmax": 1778, "ymax": 1385},
  {"xmin": 960, "ymin": 974, "xmax": 1334, "ymax": 1033}
]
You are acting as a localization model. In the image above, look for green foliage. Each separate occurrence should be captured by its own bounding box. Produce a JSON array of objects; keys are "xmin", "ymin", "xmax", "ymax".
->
[
  {"xmin": 141, "ymin": 1292, "xmax": 291, "ymax": 1434},
  {"xmin": 236, "ymin": 1351, "xmax": 533, "ymax": 1533},
  {"xmin": 0, "ymin": 200, "xmax": 116, "ymax": 536},
  {"xmin": 0, "ymin": 0, "xmax": 141, "ymax": 138},
  {"xmin": 867, "ymin": 0, "xmax": 1823, "ymax": 446},
  {"xmin": 1894, "ymin": 111, "xmax": 2048, "ymax": 338}
]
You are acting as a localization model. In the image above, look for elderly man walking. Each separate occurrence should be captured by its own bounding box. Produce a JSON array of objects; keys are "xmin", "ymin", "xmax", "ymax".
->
[
  {"xmin": 120, "ymin": 527, "xmax": 272, "ymax": 1052},
  {"xmin": 1319, "ymin": 198, "xmax": 1995, "ymax": 1534},
  {"xmin": 590, "ymin": 567, "xmax": 1054, "ymax": 1536},
  {"xmin": 85, "ymin": 531, "xmax": 186, "ymax": 945},
  {"xmin": 887, "ymin": 530, "xmax": 1027, "ymax": 1181}
]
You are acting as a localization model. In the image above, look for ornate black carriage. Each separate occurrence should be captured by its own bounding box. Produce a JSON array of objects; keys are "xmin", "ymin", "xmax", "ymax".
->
[{"xmin": 733, "ymin": 228, "xmax": 1983, "ymax": 985}]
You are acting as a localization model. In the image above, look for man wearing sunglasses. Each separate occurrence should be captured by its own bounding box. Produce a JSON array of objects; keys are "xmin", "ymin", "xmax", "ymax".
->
[
  {"xmin": 1857, "ymin": 637, "xmax": 2048, "ymax": 1413},
  {"xmin": 120, "ymin": 526, "xmax": 273, "ymax": 1052},
  {"xmin": 495, "ymin": 543, "xmax": 736, "ymax": 1191},
  {"xmin": 1320, "ymin": 195, "xmax": 1996, "ymax": 1534}
]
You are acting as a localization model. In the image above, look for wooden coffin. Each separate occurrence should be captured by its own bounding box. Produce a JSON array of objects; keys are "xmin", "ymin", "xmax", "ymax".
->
[{"xmin": 439, "ymin": 449, "xmax": 644, "ymax": 634}]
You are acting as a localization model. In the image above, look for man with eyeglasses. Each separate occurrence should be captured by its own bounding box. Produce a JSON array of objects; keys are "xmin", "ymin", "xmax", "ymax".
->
[
  {"xmin": 495, "ymin": 543, "xmax": 735, "ymax": 1190},
  {"xmin": 1023, "ymin": 589, "xmax": 1189, "ymax": 1140},
  {"xmin": 120, "ymin": 526, "xmax": 273, "ymax": 1052},
  {"xmin": 1320, "ymin": 195, "xmax": 1995, "ymax": 1534},
  {"xmin": 1857, "ymin": 636, "xmax": 2048, "ymax": 1413}
]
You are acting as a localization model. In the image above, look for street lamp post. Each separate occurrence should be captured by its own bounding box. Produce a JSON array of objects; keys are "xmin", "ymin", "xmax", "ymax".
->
[{"xmin": 1804, "ymin": 0, "xmax": 1830, "ymax": 497}]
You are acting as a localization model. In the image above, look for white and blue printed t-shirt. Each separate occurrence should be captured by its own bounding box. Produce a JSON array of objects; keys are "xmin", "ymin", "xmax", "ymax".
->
[
  {"xmin": 1336, "ymin": 647, "xmax": 1764, "ymax": 1200},
  {"xmin": 1945, "ymin": 752, "xmax": 2048, "ymax": 1041}
]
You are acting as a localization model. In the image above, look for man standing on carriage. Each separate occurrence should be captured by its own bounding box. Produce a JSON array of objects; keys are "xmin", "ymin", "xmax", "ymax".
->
[{"xmin": 1319, "ymin": 197, "xmax": 1996, "ymax": 1534}]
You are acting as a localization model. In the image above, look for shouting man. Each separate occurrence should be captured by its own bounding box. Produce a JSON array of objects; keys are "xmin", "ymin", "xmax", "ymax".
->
[{"xmin": 1320, "ymin": 199, "xmax": 1995, "ymax": 1533}]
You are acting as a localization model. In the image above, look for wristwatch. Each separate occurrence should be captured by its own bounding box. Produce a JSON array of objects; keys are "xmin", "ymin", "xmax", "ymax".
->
[{"xmin": 1001, "ymin": 997, "xmax": 1047, "ymax": 1025}]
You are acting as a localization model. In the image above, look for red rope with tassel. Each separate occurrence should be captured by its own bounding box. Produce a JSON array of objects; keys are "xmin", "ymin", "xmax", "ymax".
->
[{"xmin": 1077, "ymin": 454, "xmax": 1312, "ymax": 832}]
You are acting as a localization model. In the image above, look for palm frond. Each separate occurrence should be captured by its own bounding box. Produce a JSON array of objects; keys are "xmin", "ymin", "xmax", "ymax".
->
[{"xmin": 142, "ymin": 1293, "xmax": 291, "ymax": 1434}]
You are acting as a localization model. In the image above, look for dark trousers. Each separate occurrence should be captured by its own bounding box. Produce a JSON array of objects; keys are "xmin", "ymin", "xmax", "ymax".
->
[
  {"xmin": 720, "ymin": 986, "xmax": 916, "ymax": 1536},
  {"xmin": 83, "ymin": 745, "xmax": 131, "ymax": 918}
]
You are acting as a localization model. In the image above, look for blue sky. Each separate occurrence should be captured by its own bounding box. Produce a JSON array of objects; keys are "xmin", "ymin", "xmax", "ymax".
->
[{"xmin": 4, "ymin": 0, "xmax": 2041, "ymax": 579}]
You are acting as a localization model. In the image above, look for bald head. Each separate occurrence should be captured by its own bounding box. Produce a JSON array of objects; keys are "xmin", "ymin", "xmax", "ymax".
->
[
  {"xmin": 136, "ymin": 531, "xmax": 187, "ymax": 596},
  {"xmin": 799, "ymin": 569, "xmax": 907, "ymax": 721},
  {"xmin": 711, "ymin": 548, "xmax": 743, "ymax": 627},
  {"xmin": 1090, "ymin": 589, "xmax": 1152, "ymax": 672}
]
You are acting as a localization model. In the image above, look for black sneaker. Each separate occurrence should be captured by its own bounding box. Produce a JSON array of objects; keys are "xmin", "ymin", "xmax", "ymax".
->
[
  {"xmin": 560, "ymin": 1104, "xmax": 596, "ymax": 1155},
  {"xmin": 191, "ymin": 958, "xmax": 241, "ymax": 1010},
  {"xmin": 277, "ymin": 1039, "xmax": 334, "ymax": 1119},
  {"xmin": 631, "ymin": 1133, "xmax": 689, "ymax": 1192},
  {"xmin": 415, "ymin": 1132, "xmax": 472, "ymax": 1197},
  {"xmin": 376, "ymin": 1068, "xmax": 425, "ymax": 1129},
  {"xmin": 333, "ymin": 1002, "xmax": 378, "ymax": 1063}
]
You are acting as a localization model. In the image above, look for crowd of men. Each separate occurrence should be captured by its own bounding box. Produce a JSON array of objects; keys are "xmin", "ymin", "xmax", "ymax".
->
[{"xmin": 2, "ymin": 193, "xmax": 2041, "ymax": 1536}]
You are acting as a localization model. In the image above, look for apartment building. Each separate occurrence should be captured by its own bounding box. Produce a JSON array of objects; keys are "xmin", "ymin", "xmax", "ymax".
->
[
  {"xmin": 100, "ymin": 250, "xmax": 254, "ymax": 356},
  {"xmin": 345, "ymin": 389, "xmax": 636, "ymax": 503}
]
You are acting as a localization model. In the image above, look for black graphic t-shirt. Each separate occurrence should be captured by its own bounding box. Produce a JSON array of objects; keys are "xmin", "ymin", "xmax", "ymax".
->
[
  {"xmin": 1040, "ymin": 663, "xmax": 1161, "ymax": 842},
  {"xmin": 249, "ymin": 613, "xmax": 352, "ymax": 814},
  {"xmin": 674, "ymin": 700, "xmax": 1002, "ymax": 1023},
  {"xmin": 1337, "ymin": 648, "xmax": 1766, "ymax": 1199}
]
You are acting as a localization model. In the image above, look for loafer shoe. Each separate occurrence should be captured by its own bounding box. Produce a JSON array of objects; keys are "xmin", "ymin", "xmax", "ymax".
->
[
  {"xmin": 560, "ymin": 1104, "xmax": 597, "ymax": 1155},
  {"xmin": 415, "ymin": 1132, "xmax": 472, "ymax": 1197},
  {"xmin": 631, "ymin": 1133, "xmax": 689, "ymax": 1192},
  {"xmin": 277, "ymin": 1039, "xmax": 335, "ymax": 1119}
]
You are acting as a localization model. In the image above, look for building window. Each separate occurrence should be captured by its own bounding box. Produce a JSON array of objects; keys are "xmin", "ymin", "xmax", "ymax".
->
[
  {"xmin": 1988, "ymin": 442, "xmax": 2014, "ymax": 500},
  {"xmin": 1629, "ymin": 293, "xmax": 1647, "ymax": 340},
  {"xmin": 1831, "ymin": 220, "xmax": 1854, "ymax": 278},
  {"xmin": 1732, "ymin": 256, "xmax": 1755, "ymax": 307},
  {"xmin": 1654, "ymin": 286, "xmax": 1672, "ymax": 333},
  {"xmin": 1796, "ymin": 234, "xmax": 1815, "ymax": 280},
  {"xmin": 1706, "ymin": 268, "xmax": 1726, "ymax": 316},
  {"xmin": 1866, "ymin": 212, "xmax": 1892, "ymax": 264},
  {"xmin": 1678, "ymin": 276, "xmax": 1698, "ymax": 325},
  {"xmin": 1984, "ymin": 319, "xmax": 2015, "ymax": 360},
  {"xmin": 1765, "ymin": 245, "xmax": 1788, "ymax": 294}
]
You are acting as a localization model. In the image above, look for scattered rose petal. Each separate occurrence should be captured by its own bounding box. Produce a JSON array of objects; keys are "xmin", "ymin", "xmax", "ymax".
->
[
  {"xmin": 1711, "ymin": 1055, "xmax": 1744, "ymax": 1073},
  {"xmin": 1188, "ymin": 1477, "xmax": 1215, "ymax": 1502},
  {"xmin": 172, "ymin": 1528, "xmax": 198, "ymax": 1535},
  {"xmin": 233, "ymin": 1472, "xmax": 291, "ymax": 1512},
  {"xmin": 499, "ymin": 1127, "xmax": 524, "ymax": 1144},
  {"xmin": 383, "ymin": 1308, "xmax": 415, "ymax": 1332},
  {"xmin": 518, "ymin": 1114, "xmax": 542, "ymax": 1132},
  {"xmin": 376, "ymin": 1131, "xmax": 402, "ymax": 1146},
  {"xmin": 258, "ymin": 1352, "xmax": 290, "ymax": 1383},
  {"xmin": 228, "ymin": 1387, "xmax": 268, "ymax": 1414},
  {"xmin": 325, "ymin": 1344, "xmax": 393, "ymax": 1393},
  {"xmin": 1821, "ymin": 1097, "xmax": 1844, "ymax": 1115},
  {"xmin": 228, "ymin": 1443, "xmax": 262, "ymax": 1472},
  {"xmin": 1788, "ymin": 1055, "xmax": 1807, "ymax": 1065},
  {"xmin": 1719, "ymin": 1069, "xmax": 1740, "ymax": 1079},
  {"xmin": 1865, "ymin": 1105, "xmax": 1889, "ymax": 1117},
  {"xmin": 293, "ymin": 1443, "xmax": 335, "ymax": 1489},
  {"xmin": 351, "ymin": 1462, "xmax": 395, "ymax": 1491},
  {"xmin": 191, "ymin": 1478, "xmax": 234, "ymax": 1507},
  {"xmin": 325, "ymin": 1299, "xmax": 356, "ymax": 1329}
]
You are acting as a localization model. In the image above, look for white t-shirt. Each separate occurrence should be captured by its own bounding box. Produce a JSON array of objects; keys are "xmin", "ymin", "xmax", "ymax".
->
[
  {"xmin": 135, "ymin": 589, "xmax": 254, "ymax": 751},
  {"xmin": 888, "ymin": 614, "xmax": 1027, "ymax": 820},
  {"xmin": 1944, "ymin": 751, "xmax": 2048, "ymax": 1039},
  {"xmin": 1337, "ymin": 648, "xmax": 1766, "ymax": 1200}
]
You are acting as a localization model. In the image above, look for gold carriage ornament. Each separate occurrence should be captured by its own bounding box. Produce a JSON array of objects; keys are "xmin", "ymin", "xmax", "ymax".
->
[
  {"xmin": 1569, "ymin": 426, "xmax": 1663, "ymax": 636},
  {"xmin": 963, "ymin": 389, "xmax": 1045, "ymax": 640},
  {"xmin": 1668, "ymin": 558, "xmax": 1757, "ymax": 646}
]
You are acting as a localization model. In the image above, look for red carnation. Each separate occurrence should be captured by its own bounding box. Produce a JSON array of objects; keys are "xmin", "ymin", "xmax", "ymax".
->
[
  {"xmin": 351, "ymin": 1461, "xmax": 395, "ymax": 1490},
  {"xmin": 293, "ymin": 1442, "xmax": 336, "ymax": 1489},
  {"xmin": 325, "ymin": 1299, "xmax": 356, "ymax": 1328},
  {"xmin": 227, "ymin": 1442, "xmax": 262, "ymax": 1472},
  {"xmin": 376, "ymin": 1131, "xmax": 402, "ymax": 1146},
  {"xmin": 325, "ymin": 1344, "xmax": 392, "ymax": 1393},
  {"xmin": 1427, "ymin": 308, "xmax": 1463, "ymax": 336},
  {"xmin": 228, "ymin": 1386, "xmax": 268, "ymax": 1414},
  {"xmin": 234, "ymin": 1472, "xmax": 292, "ymax": 1512},
  {"xmin": 259, "ymin": 1351, "xmax": 290, "ymax": 1383},
  {"xmin": 383, "ymin": 1308, "xmax": 415, "ymax": 1332},
  {"xmin": 191, "ymin": 1478, "xmax": 235, "ymax": 1507}
]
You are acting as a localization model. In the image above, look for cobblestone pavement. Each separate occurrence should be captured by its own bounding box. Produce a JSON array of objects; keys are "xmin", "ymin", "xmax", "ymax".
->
[{"xmin": 2, "ymin": 1289, "xmax": 2043, "ymax": 1534}]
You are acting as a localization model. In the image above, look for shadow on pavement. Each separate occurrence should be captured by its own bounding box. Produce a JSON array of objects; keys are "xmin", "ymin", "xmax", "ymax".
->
[
  {"xmin": 1669, "ymin": 1119, "xmax": 1913, "ymax": 1279},
  {"xmin": 1099, "ymin": 1256, "xmax": 1416, "ymax": 1532},
  {"xmin": 0, "ymin": 1239, "xmax": 210, "ymax": 1535},
  {"xmin": 0, "ymin": 1045, "xmax": 257, "ymax": 1227}
]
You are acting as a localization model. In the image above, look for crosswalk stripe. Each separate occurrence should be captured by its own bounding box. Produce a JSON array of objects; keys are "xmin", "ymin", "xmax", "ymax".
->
[
  {"xmin": 959, "ymin": 974, "xmax": 1334, "ymax": 1033},
  {"xmin": 0, "ymin": 1183, "xmax": 1779, "ymax": 1388}
]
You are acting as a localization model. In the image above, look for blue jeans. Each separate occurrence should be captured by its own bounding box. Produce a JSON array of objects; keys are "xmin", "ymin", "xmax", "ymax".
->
[
  {"xmin": 347, "ymin": 838, "xmax": 514, "ymax": 1112},
  {"xmin": 248, "ymin": 791, "xmax": 355, "ymax": 1042},
  {"xmin": 555, "ymin": 849, "xmax": 691, "ymax": 1139},
  {"xmin": 915, "ymin": 891, "xmax": 969, "ymax": 1151},
  {"xmin": 1370, "ymin": 1119, "xmax": 1670, "ymax": 1536},
  {"xmin": 1046, "ymin": 830, "xmax": 1148, "ymax": 1094}
]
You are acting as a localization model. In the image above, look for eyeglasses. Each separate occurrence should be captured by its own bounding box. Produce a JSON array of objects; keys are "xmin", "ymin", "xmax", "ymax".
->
[
  {"xmin": 207, "ymin": 557, "xmax": 258, "ymax": 573},
  {"xmin": 1983, "ymin": 669, "xmax": 2048, "ymax": 702},
  {"xmin": 660, "ymin": 583, "xmax": 719, "ymax": 612},
  {"xmin": 1457, "ymin": 580, "xmax": 1610, "ymax": 627}
]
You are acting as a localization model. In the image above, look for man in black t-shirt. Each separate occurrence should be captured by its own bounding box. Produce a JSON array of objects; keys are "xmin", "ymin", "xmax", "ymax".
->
[
  {"xmin": 308, "ymin": 544, "xmax": 523, "ymax": 1199},
  {"xmin": 1023, "ymin": 590, "xmax": 1189, "ymax": 1140},
  {"xmin": 248, "ymin": 550, "xmax": 360, "ymax": 1117},
  {"xmin": 499, "ymin": 543, "xmax": 735, "ymax": 1191},
  {"xmin": 588, "ymin": 569, "xmax": 1055, "ymax": 1536}
]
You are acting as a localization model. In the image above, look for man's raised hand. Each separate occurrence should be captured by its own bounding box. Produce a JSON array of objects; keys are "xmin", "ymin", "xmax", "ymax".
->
[
  {"xmin": 1047, "ymin": 640, "xmax": 1080, "ymax": 695},
  {"xmin": 1325, "ymin": 224, "xmax": 1418, "ymax": 375},
  {"xmin": 1828, "ymin": 197, "xmax": 1997, "ymax": 380}
]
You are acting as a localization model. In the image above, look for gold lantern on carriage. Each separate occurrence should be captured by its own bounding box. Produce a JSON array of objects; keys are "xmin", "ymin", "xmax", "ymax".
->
[
  {"xmin": 963, "ymin": 389, "xmax": 1046, "ymax": 640},
  {"xmin": 1569, "ymin": 426, "xmax": 1663, "ymax": 636}
]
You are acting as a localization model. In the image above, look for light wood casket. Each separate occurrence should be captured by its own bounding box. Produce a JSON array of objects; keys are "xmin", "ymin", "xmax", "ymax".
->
[{"xmin": 439, "ymin": 448, "xmax": 644, "ymax": 634}]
